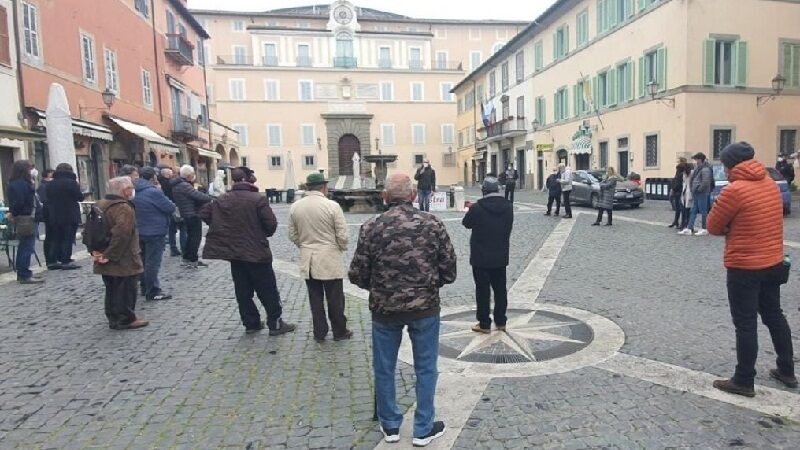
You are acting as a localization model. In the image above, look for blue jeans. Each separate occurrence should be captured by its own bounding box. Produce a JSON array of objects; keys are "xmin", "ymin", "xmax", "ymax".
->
[
  {"xmin": 687, "ymin": 192, "xmax": 710, "ymax": 231},
  {"xmin": 139, "ymin": 235, "xmax": 165, "ymax": 298},
  {"xmin": 16, "ymin": 235, "xmax": 36, "ymax": 279},
  {"xmin": 372, "ymin": 315, "xmax": 440, "ymax": 438},
  {"xmin": 419, "ymin": 190, "xmax": 432, "ymax": 212}
]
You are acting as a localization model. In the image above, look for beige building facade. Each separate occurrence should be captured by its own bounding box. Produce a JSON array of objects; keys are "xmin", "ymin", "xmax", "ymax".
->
[
  {"xmin": 193, "ymin": 1, "xmax": 526, "ymax": 189},
  {"xmin": 454, "ymin": 0, "xmax": 800, "ymax": 190}
]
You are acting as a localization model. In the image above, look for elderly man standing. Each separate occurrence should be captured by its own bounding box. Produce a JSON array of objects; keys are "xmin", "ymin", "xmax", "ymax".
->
[
  {"xmin": 349, "ymin": 173, "xmax": 457, "ymax": 447},
  {"xmin": 158, "ymin": 167, "xmax": 183, "ymax": 257},
  {"xmin": 133, "ymin": 167, "xmax": 175, "ymax": 301},
  {"xmin": 289, "ymin": 173, "xmax": 352, "ymax": 342},
  {"xmin": 708, "ymin": 142, "xmax": 796, "ymax": 396},
  {"xmin": 93, "ymin": 177, "xmax": 148, "ymax": 330},
  {"xmin": 200, "ymin": 167, "xmax": 296, "ymax": 336},
  {"xmin": 172, "ymin": 165, "xmax": 212, "ymax": 269}
]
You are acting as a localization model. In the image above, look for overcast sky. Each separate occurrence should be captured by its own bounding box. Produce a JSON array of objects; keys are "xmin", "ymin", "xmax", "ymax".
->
[{"xmin": 187, "ymin": 0, "xmax": 555, "ymax": 21}]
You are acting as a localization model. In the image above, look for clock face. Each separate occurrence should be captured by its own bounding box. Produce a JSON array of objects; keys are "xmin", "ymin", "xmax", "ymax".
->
[{"xmin": 334, "ymin": 6, "xmax": 353, "ymax": 24}]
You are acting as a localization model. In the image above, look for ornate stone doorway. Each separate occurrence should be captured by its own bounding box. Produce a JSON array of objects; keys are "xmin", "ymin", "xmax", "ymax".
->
[{"xmin": 338, "ymin": 134, "xmax": 360, "ymax": 176}]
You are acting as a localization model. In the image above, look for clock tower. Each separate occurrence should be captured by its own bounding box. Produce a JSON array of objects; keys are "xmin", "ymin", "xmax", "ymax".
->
[{"xmin": 327, "ymin": 0, "xmax": 360, "ymax": 32}]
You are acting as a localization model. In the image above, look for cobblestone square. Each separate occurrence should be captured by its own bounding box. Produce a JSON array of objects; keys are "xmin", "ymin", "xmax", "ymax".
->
[{"xmin": 1, "ymin": 191, "xmax": 799, "ymax": 449}]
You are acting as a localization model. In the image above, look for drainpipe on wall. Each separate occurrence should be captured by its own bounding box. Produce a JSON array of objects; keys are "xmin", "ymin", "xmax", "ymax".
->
[
  {"xmin": 472, "ymin": 79, "xmax": 477, "ymax": 186},
  {"xmin": 201, "ymin": 39, "xmax": 213, "ymax": 163},
  {"xmin": 150, "ymin": 0, "xmax": 164, "ymax": 124},
  {"xmin": 11, "ymin": 0, "xmax": 29, "ymax": 158}
]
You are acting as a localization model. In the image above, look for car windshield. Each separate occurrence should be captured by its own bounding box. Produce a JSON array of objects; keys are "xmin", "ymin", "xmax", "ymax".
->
[{"xmin": 585, "ymin": 173, "xmax": 601, "ymax": 183}]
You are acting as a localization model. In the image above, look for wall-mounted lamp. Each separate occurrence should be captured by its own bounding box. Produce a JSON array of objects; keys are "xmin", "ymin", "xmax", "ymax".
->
[
  {"xmin": 647, "ymin": 82, "xmax": 675, "ymax": 108},
  {"xmin": 79, "ymin": 88, "xmax": 116, "ymax": 119},
  {"xmin": 757, "ymin": 74, "xmax": 786, "ymax": 107}
]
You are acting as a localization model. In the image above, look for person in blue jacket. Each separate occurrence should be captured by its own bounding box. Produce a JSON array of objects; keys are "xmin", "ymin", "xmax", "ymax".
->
[
  {"xmin": 7, "ymin": 160, "xmax": 43, "ymax": 284},
  {"xmin": 132, "ymin": 166, "xmax": 176, "ymax": 301}
]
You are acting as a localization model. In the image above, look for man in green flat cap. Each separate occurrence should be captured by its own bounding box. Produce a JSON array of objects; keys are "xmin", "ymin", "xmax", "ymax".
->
[{"xmin": 288, "ymin": 173, "xmax": 352, "ymax": 342}]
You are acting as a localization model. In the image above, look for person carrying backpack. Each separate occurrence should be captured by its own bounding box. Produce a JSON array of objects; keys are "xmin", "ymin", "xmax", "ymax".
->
[
  {"xmin": 543, "ymin": 168, "xmax": 562, "ymax": 216},
  {"xmin": 679, "ymin": 152, "xmax": 714, "ymax": 236},
  {"xmin": 89, "ymin": 176, "xmax": 148, "ymax": 330}
]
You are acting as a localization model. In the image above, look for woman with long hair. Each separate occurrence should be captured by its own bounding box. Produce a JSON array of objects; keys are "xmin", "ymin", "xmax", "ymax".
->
[
  {"xmin": 593, "ymin": 167, "xmax": 621, "ymax": 226},
  {"xmin": 7, "ymin": 159, "xmax": 43, "ymax": 284}
]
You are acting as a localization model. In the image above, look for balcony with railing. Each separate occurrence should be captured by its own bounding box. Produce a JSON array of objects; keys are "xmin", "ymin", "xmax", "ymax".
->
[
  {"xmin": 478, "ymin": 117, "xmax": 528, "ymax": 143},
  {"xmin": 432, "ymin": 60, "xmax": 464, "ymax": 71},
  {"xmin": 408, "ymin": 59, "xmax": 424, "ymax": 70},
  {"xmin": 165, "ymin": 33, "xmax": 194, "ymax": 66},
  {"xmin": 172, "ymin": 114, "xmax": 199, "ymax": 141},
  {"xmin": 263, "ymin": 55, "xmax": 279, "ymax": 67},
  {"xmin": 378, "ymin": 58, "xmax": 393, "ymax": 69},
  {"xmin": 296, "ymin": 56, "xmax": 312, "ymax": 67},
  {"xmin": 333, "ymin": 56, "xmax": 357, "ymax": 68}
]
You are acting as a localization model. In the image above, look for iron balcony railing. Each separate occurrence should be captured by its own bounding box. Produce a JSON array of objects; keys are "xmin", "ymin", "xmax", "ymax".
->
[
  {"xmin": 479, "ymin": 117, "xmax": 527, "ymax": 140},
  {"xmin": 172, "ymin": 114, "xmax": 199, "ymax": 141},
  {"xmin": 296, "ymin": 56, "xmax": 312, "ymax": 67},
  {"xmin": 333, "ymin": 56, "xmax": 357, "ymax": 68},
  {"xmin": 263, "ymin": 55, "xmax": 279, "ymax": 66},
  {"xmin": 378, "ymin": 58, "xmax": 393, "ymax": 69},
  {"xmin": 165, "ymin": 33, "xmax": 194, "ymax": 66}
]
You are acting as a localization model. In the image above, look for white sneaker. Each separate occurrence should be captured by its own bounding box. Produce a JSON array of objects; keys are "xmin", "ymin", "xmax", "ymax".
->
[
  {"xmin": 695, "ymin": 229, "xmax": 709, "ymax": 236},
  {"xmin": 677, "ymin": 229, "xmax": 693, "ymax": 236}
]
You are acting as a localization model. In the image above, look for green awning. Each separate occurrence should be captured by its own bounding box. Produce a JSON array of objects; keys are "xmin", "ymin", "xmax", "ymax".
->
[{"xmin": 0, "ymin": 125, "xmax": 46, "ymax": 142}]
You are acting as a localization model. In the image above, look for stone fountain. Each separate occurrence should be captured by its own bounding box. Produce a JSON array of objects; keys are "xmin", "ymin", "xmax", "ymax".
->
[{"xmin": 330, "ymin": 150, "xmax": 398, "ymax": 213}]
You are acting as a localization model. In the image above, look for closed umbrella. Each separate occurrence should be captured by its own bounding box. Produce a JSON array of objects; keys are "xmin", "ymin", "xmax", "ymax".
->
[
  {"xmin": 284, "ymin": 151, "xmax": 297, "ymax": 190},
  {"xmin": 45, "ymin": 83, "xmax": 76, "ymax": 169}
]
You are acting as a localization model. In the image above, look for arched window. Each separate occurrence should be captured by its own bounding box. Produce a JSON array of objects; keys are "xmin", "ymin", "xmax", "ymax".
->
[{"xmin": 335, "ymin": 31, "xmax": 355, "ymax": 68}]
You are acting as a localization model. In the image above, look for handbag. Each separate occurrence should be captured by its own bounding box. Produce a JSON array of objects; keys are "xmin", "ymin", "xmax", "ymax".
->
[{"xmin": 11, "ymin": 215, "xmax": 36, "ymax": 238}]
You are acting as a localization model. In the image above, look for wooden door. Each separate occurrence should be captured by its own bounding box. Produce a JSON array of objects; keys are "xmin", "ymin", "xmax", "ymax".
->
[{"xmin": 338, "ymin": 134, "xmax": 359, "ymax": 176}]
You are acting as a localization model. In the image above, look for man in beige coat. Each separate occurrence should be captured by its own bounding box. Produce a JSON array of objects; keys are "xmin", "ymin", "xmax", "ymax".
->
[{"xmin": 289, "ymin": 173, "xmax": 352, "ymax": 342}]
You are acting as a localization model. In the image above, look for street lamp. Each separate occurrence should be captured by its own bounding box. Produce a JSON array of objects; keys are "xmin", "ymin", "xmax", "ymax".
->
[
  {"xmin": 757, "ymin": 74, "xmax": 787, "ymax": 107},
  {"xmin": 647, "ymin": 81, "xmax": 675, "ymax": 108},
  {"xmin": 79, "ymin": 88, "xmax": 116, "ymax": 119}
]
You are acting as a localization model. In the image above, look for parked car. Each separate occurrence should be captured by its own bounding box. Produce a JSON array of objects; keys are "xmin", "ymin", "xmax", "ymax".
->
[
  {"xmin": 710, "ymin": 163, "xmax": 791, "ymax": 215},
  {"xmin": 569, "ymin": 170, "xmax": 644, "ymax": 209}
]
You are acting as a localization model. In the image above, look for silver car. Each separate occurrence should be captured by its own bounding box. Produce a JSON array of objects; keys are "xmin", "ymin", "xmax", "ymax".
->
[{"xmin": 569, "ymin": 170, "xmax": 644, "ymax": 209}]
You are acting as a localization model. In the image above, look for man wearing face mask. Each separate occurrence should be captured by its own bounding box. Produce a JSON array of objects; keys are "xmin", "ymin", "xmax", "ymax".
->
[
  {"xmin": 776, "ymin": 155, "xmax": 795, "ymax": 185},
  {"xmin": 414, "ymin": 160, "xmax": 436, "ymax": 212},
  {"xmin": 93, "ymin": 177, "xmax": 148, "ymax": 330},
  {"xmin": 171, "ymin": 165, "xmax": 212, "ymax": 269}
]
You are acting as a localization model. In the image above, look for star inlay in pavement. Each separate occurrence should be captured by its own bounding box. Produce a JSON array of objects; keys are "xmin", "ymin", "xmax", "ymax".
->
[{"xmin": 437, "ymin": 308, "xmax": 593, "ymax": 364}]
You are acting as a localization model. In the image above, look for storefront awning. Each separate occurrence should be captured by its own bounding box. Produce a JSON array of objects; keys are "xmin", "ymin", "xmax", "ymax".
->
[
  {"xmin": 29, "ymin": 109, "xmax": 113, "ymax": 141},
  {"xmin": 106, "ymin": 116, "xmax": 179, "ymax": 153},
  {"xmin": 192, "ymin": 146, "xmax": 222, "ymax": 160},
  {"xmin": 0, "ymin": 125, "xmax": 46, "ymax": 142},
  {"xmin": 569, "ymin": 136, "xmax": 592, "ymax": 155}
]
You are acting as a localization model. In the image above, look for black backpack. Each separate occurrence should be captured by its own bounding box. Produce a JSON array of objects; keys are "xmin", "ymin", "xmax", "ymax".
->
[
  {"xmin": 705, "ymin": 165, "xmax": 716, "ymax": 192},
  {"xmin": 82, "ymin": 204, "xmax": 115, "ymax": 253}
]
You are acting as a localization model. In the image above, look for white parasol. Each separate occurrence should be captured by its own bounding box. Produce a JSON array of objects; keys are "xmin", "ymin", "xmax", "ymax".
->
[
  {"xmin": 45, "ymin": 83, "xmax": 76, "ymax": 169},
  {"xmin": 284, "ymin": 151, "xmax": 297, "ymax": 190}
]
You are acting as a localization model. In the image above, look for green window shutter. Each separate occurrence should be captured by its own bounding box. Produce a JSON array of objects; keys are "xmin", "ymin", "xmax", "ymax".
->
[
  {"xmin": 638, "ymin": 56, "xmax": 646, "ymax": 98},
  {"xmin": 597, "ymin": 0, "xmax": 604, "ymax": 33},
  {"xmin": 782, "ymin": 43, "xmax": 793, "ymax": 86},
  {"xmin": 627, "ymin": 61, "xmax": 634, "ymax": 101},
  {"xmin": 657, "ymin": 47, "xmax": 667, "ymax": 92},
  {"xmin": 609, "ymin": 0, "xmax": 618, "ymax": 27},
  {"xmin": 593, "ymin": 76, "xmax": 600, "ymax": 107},
  {"xmin": 542, "ymin": 99, "xmax": 547, "ymax": 125},
  {"xmin": 703, "ymin": 39, "xmax": 716, "ymax": 86},
  {"xmin": 607, "ymin": 70, "xmax": 617, "ymax": 106},
  {"xmin": 573, "ymin": 85, "xmax": 580, "ymax": 116},
  {"xmin": 735, "ymin": 40, "xmax": 748, "ymax": 87},
  {"xmin": 564, "ymin": 89, "xmax": 570, "ymax": 118},
  {"xmin": 553, "ymin": 32, "xmax": 558, "ymax": 60},
  {"xmin": 626, "ymin": 0, "xmax": 635, "ymax": 17},
  {"xmin": 565, "ymin": 25, "xmax": 570, "ymax": 55},
  {"xmin": 638, "ymin": 0, "xmax": 646, "ymax": 11},
  {"xmin": 791, "ymin": 45, "xmax": 800, "ymax": 87}
]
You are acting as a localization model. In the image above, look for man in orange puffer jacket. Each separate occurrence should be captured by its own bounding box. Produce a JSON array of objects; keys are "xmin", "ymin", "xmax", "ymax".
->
[{"xmin": 708, "ymin": 142, "xmax": 796, "ymax": 397}]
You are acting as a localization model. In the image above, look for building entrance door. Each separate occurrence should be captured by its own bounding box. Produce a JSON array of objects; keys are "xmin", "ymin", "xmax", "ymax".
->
[
  {"xmin": 516, "ymin": 148, "xmax": 526, "ymax": 188},
  {"xmin": 0, "ymin": 147, "xmax": 14, "ymax": 201},
  {"xmin": 90, "ymin": 143, "xmax": 104, "ymax": 198},
  {"xmin": 575, "ymin": 154, "xmax": 590, "ymax": 170},
  {"xmin": 536, "ymin": 151, "xmax": 544, "ymax": 190},
  {"xmin": 618, "ymin": 151, "xmax": 629, "ymax": 178},
  {"xmin": 338, "ymin": 134, "xmax": 360, "ymax": 176}
]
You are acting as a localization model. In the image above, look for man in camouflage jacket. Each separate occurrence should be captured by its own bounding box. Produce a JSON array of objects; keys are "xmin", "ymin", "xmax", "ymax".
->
[{"xmin": 349, "ymin": 173, "xmax": 456, "ymax": 447}]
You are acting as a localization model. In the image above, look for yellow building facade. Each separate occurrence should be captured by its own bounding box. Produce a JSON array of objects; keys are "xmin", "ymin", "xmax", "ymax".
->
[
  {"xmin": 193, "ymin": 1, "xmax": 526, "ymax": 189},
  {"xmin": 454, "ymin": 0, "xmax": 800, "ymax": 189}
]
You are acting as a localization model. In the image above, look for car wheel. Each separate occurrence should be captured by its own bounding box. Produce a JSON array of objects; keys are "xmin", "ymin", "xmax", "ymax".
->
[
  {"xmin": 631, "ymin": 203, "xmax": 640, "ymax": 209},
  {"xmin": 590, "ymin": 193, "xmax": 599, "ymax": 209}
]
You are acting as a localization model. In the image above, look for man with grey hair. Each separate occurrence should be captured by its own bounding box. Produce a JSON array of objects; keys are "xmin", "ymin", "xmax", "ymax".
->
[
  {"xmin": 558, "ymin": 163, "xmax": 573, "ymax": 218},
  {"xmin": 349, "ymin": 173, "xmax": 456, "ymax": 447},
  {"xmin": 171, "ymin": 165, "xmax": 212, "ymax": 268},
  {"xmin": 158, "ymin": 167, "xmax": 183, "ymax": 256},
  {"xmin": 93, "ymin": 176, "xmax": 148, "ymax": 330},
  {"xmin": 118, "ymin": 165, "xmax": 139, "ymax": 180}
]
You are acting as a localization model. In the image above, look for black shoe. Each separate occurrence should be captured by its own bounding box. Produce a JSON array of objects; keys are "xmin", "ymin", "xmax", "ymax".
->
[
  {"xmin": 544, "ymin": 212, "xmax": 551, "ymax": 216},
  {"xmin": 17, "ymin": 277, "xmax": 45, "ymax": 285},
  {"xmin": 563, "ymin": 214, "xmax": 573, "ymax": 219},
  {"xmin": 60, "ymin": 263, "xmax": 80, "ymax": 270},
  {"xmin": 770, "ymin": 369, "xmax": 798, "ymax": 388},
  {"xmin": 591, "ymin": 222, "xmax": 600, "ymax": 226},
  {"xmin": 47, "ymin": 264, "xmax": 62, "ymax": 270},
  {"xmin": 413, "ymin": 421, "xmax": 445, "ymax": 447},
  {"xmin": 269, "ymin": 319, "xmax": 297, "ymax": 336},
  {"xmin": 170, "ymin": 250, "xmax": 181, "ymax": 257},
  {"xmin": 668, "ymin": 223, "xmax": 677, "ymax": 228},
  {"xmin": 380, "ymin": 424, "xmax": 400, "ymax": 443},
  {"xmin": 712, "ymin": 379, "xmax": 755, "ymax": 397},
  {"xmin": 196, "ymin": 260, "xmax": 209, "ymax": 267},
  {"xmin": 605, "ymin": 223, "xmax": 613, "ymax": 226},
  {"xmin": 148, "ymin": 293, "xmax": 172, "ymax": 301},
  {"xmin": 333, "ymin": 330, "xmax": 354, "ymax": 341},
  {"xmin": 245, "ymin": 321, "xmax": 265, "ymax": 334}
]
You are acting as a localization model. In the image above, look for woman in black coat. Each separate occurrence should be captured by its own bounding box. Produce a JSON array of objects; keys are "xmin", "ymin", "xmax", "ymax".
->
[
  {"xmin": 44, "ymin": 163, "xmax": 84, "ymax": 270},
  {"xmin": 669, "ymin": 158, "xmax": 688, "ymax": 228},
  {"xmin": 7, "ymin": 160, "xmax": 43, "ymax": 283}
]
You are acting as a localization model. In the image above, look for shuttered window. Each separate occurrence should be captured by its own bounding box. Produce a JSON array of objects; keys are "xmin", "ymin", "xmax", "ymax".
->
[
  {"xmin": 703, "ymin": 38, "xmax": 747, "ymax": 87},
  {"xmin": 781, "ymin": 43, "xmax": 800, "ymax": 88},
  {"xmin": 638, "ymin": 47, "xmax": 667, "ymax": 97},
  {"xmin": 0, "ymin": 7, "xmax": 9, "ymax": 66},
  {"xmin": 535, "ymin": 97, "xmax": 547, "ymax": 126}
]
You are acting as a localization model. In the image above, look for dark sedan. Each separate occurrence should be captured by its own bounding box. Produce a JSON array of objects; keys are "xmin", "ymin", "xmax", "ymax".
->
[{"xmin": 569, "ymin": 170, "xmax": 645, "ymax": 209}]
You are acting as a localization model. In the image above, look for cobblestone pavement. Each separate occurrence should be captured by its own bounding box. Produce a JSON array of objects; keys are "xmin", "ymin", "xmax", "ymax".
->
[{"xmin": 1, "ymin": 192, "xmax": 800, "ymax": 449}]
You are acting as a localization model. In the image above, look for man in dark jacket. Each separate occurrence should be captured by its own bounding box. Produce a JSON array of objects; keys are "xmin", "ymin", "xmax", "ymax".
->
[
  {"xmin": 45, "ymin": 163, "xmax": 84, "ymax": 270},
  {"xmin": 414, "ymin": 160, "xmax": 436, "ymax": 212},
  {"xmin": 172, "ymin": 165, "xmax": 212, "ymax": 268},
  {"xmin": 200, "ymin": 167, "xmax": 296, "ymax": 336},
  {"xmin": 349, "ymin": 173, "xmax": 456, "ymax": 447},
  {"xmin": 669, "ymin": 158, "xmax": 687, "ymax": 228},
  {"xmin": 158, "ymin": 167, "xmax": 182, "ymax": 256},
  {"xmin": 463, "ymin": 176, "xmax": 514, "ymax": 333},
  {"xmin": 544, "ymin": 169, "xmax": 562, "ymax": 216},
  {"xmin": 680, "ymin": 152, "xmax": 714, "ymax": 236},
  {"xmin": 133, "ymin": 167, "xmax": 176, "ymax": 301},
  {"xmin": 776, "ymin": 156, "xmax": 795, "ymax": 185},
  {"xmin": 94, "ymin": 177, "xmax": 148, "ymax": 330},
  {"xmin": 37, "ymin": 169, "xmax": 55, "ymax": 266},
  {"xmin": 503, "ymin": 164, "xmax": 519, "ymax": 203}
]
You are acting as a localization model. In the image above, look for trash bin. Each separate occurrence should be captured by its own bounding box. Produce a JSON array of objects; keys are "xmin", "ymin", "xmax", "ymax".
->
[{"xmin": 286, "ymin": 189, "xmax": 295, "ymax": 204}]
